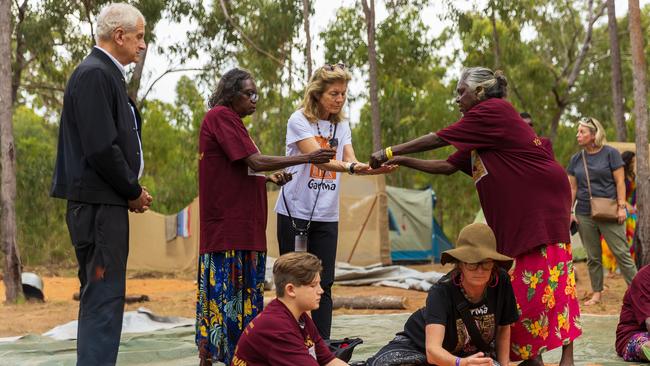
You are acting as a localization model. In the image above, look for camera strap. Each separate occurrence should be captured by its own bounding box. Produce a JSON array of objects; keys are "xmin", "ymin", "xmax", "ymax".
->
[{"xmin": 281, "ymin": 123, "xmax": 337, "ymax": 233}]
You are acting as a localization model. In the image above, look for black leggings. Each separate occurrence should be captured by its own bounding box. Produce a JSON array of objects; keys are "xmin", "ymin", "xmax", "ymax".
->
[{"xmin": 277, "ymin": 213, "xmax": 338, "ymax": 340}]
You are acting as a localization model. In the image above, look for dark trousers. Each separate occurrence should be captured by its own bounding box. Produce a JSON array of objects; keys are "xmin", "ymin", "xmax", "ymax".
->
[
  {"xmin": 277, "ymin": 213, "xmax": 338, "ymax": 340},
  {"xmin": 66, "ymin": 201, "xmax": 129, "ymax": 366}
]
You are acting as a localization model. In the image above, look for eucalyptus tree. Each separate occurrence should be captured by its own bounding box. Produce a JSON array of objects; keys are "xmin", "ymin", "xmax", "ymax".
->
[
  {"xmin": 166, "ymin": 0, "xmax": 306, "ymax": 157},
  {"xmin": 321, "ymin": 1, "xmax": 481, "ymax": 238},
  {"xmin": 607, "ymin": 0, "xmax": 626, "ymax": 141},
  {"xmin": 451, "ymin": 0, "xmax": 607, "ymax": 141},
  {"xmin": 628, "ymin": 0, "xmax": 650, "ymax": 266},
  {"xmin": 1, "ymin": 0, "xmax": 22, "ymax": 303}
]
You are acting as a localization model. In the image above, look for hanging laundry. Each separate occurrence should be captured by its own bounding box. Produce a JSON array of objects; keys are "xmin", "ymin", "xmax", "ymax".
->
[{"xmin": 177, "ymin": 205, "xmax": 191, "ymax": 238}]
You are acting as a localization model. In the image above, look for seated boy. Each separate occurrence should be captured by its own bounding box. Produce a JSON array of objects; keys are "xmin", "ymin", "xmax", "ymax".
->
[{"xmin": 231, "ymin": 252, "xmax": 348, "ymax": 366}]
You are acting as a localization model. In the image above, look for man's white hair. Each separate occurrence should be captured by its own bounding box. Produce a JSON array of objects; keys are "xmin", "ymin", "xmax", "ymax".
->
[{"xmin": 95, "ymin": 3, "xmax": 145, "ymax": 43}]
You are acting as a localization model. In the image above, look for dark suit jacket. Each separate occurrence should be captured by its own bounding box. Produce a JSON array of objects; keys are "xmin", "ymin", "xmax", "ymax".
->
[{"xmin": 51, "ymin": 48, "xmax": 143, "ymax": 206}]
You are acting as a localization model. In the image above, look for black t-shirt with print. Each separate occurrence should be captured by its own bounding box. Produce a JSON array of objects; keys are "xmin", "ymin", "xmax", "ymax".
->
[{"xmin": 398, "ymin": 268, "xmax": 518, "ymax": 357}]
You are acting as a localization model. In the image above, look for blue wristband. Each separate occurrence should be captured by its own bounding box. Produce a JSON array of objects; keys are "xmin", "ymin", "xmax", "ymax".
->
[{"xmin": 455, "ymin": 357, "xmax": 461, "ymax": 366}]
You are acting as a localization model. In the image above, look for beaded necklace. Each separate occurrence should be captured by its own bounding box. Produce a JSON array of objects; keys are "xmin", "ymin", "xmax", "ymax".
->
[
  {"xmin": 460, "ymin": 284, "xmax": 487, "ymax": 304},
  {"xmin": 316, "ymin": 121, "xmax": 333, "ymax": 140}
]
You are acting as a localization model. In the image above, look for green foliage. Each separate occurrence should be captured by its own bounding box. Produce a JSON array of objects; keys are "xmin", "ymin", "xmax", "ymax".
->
[
  {"xmin": 14, "ymin": 107, "xmax": 71, "ymax": 266},
  {"xmin": 575, "ymin": 6, "xmax": 650, "ymax": 140},
  {"xmin": 8, "ymin": 0, "xmax": 650, "ymax": 266},
  {"xmin": 323, "ymin": 2, "xmax": 480, "ymax": 239},
  {"xmin": 139, "ymin": 76, "xmax": 203, "ymax": 214}
]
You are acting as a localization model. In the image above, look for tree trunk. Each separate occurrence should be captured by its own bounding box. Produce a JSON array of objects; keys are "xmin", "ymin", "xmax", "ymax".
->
[
  {"xmin": 128, "ymin": 45, "xmax": 148, "ymax": 102},
  {"xmin": 607, "ymin": 0, "xmax": 626, "ymax": 141},
  {"xmin": 628, "ymin": 0, "xmax": 650, "ymax": 267},
  {"xmin": 489, "ymin": 2, "xmax": 501, "ymax": 70},
  {"xmin": 549, "ymin": 103, "xmax": 566, "ymax": 140},
  {"xmin": 362, "ymin": 0, "xmax": 381, "ymax": 151},
  {"xmin": 302, "ymin": 0, "xmax": 312, "ymax": 81},
  {"xmin": 0, "ymin": 0, "xmax": 23, "ymax": 303},
  {"xmin": 549, "ymin": 0, "xmax": 604, "ymax": 140},
  {"xmin": 11, "ymin": 0, "xmax": 28, "ymax": 104}
]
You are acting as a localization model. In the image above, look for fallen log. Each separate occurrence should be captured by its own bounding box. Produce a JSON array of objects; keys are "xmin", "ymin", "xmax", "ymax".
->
[
  {"xmin": 332, "ymin": 295, "xmax": 407, "ymax": 310},
  {"xmin": 73, "ymin": 292, "xmax": 150, "ymax": 304}
]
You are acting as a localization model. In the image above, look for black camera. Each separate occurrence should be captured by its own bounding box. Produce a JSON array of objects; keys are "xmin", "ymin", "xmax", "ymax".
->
[
  {"xmin": 570, "ymin": 220, "xmax": 578, "ymax": 235},
  {"xmin": 329, "ymin": 138, "xmax": 338, "ymax": 148}
]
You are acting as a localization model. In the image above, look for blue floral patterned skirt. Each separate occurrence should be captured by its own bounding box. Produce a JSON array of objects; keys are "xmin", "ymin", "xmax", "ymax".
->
[{"xmin": 195, "ymin": 250, "xmax": 266, "ymax": 365}]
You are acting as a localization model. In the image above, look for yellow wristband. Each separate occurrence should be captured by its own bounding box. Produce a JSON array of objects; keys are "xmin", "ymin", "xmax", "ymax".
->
[{"xmin": 385, "ymin": 146, "xmax": 393, "ymax": 160}]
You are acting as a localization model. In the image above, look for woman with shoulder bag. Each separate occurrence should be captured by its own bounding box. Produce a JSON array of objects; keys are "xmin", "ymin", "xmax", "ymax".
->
[{"xmin": 566, "ymin": 117, "xmax": 637, "ymax": 306}]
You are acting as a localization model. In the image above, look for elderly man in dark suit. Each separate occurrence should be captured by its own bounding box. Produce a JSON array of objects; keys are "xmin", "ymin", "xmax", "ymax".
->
[{"xmin": 51, "ymin": 3, "xmax": 152, "ymax": 365}]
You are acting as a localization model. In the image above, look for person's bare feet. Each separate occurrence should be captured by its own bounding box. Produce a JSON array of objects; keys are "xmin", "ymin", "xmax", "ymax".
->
[
  {"xmin": 583, "ymin": 291, "xmax": 602, "ymax": 306},
  {"xmin": 560, "ymin": 342, "xmax": 575, "ymax": 366}
]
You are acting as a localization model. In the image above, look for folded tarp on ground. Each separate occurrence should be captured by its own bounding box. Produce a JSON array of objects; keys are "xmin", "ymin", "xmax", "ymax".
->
[
  {"xmin": 0, "ymin": 313, "xmax": 627, "ymax": 365},
  {"xmin": 334, "ymin": 262, "xmax": 445, "ymax": 291},
  {"xmin": 0, "ymin": 307, "xmax": 193, "ymax": 344},
  {"xmin": 43, "ymin": 307, "xmax": 193, "ymax": 341},
  {"xmin": 264, "ymin": 257, "xmax": 445, "ymax": 292}
]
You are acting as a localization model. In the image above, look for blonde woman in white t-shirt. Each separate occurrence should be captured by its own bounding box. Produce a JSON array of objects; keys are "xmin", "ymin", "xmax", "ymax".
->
[{"xmin": 274, "ymin": 64, "xmax": 395, "ymax": 340}]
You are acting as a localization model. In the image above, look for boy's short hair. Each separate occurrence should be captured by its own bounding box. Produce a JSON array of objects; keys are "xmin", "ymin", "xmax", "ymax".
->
[{"xmin": 273, "ymin": 252, "xmax": 322, "ymax": 297}]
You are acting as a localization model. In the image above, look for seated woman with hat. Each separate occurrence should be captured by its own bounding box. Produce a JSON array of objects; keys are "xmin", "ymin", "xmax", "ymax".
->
[{"xmin": 366, "ymin": 223, "xmax": 518, "ymax": 366}]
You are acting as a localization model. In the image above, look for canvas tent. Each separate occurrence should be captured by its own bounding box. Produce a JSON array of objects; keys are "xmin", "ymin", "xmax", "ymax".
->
[
  {"xmin": 608, "ymin": 141, "xmax": 650, "ymax": 154},
  {"xmin": 265, "ymin": 174, "xmax": 391, "ymax": 266},
  {"xmin": 387, "ymin": 186, "xmax": 452, "ymax": 262},
  {"xmin": 127, "ymin": 175, "xmax": 391, "ymax": 272},
  {"xmin": 127, "ymin": 197, "xmax": 200, "ymax": 272}
]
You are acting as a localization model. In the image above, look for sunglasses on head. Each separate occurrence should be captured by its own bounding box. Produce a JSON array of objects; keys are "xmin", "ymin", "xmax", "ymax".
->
[
  {"xmin": 323, "ymin": 63, "xmax": 346, "ymax": 71},
  {"xmin": 582, "ymin": 117, "xmax": 597, "ymax": 131}
]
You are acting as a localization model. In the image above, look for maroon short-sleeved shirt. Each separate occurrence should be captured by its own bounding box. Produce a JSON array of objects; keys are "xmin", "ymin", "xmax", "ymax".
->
[
  {"xmin": 198, "ymin": 106, "xmax": 267, "ymax": 254},
  {"xmin": 616, "ymin": 265, "xmax": 650, "ymax": 355},
  {"xmin": 232, "ymin": 299, "xmax": 335, "ymax": 366},
  {"xmin": 438, "ymin": 98, "xmax": 571, "ymax": 258}
]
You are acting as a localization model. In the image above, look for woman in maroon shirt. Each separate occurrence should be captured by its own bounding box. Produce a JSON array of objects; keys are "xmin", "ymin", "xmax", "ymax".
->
[
  {"xmin": 369, "ymin": 67, "xmax": 580, "ymax": 366},
  {"xmin": 196, "ymin": 68, "xmax": 335, "ymax": 366},
  {"xmin": 616, "ymin": 264, "xmax": 650, "ymax": 362}
]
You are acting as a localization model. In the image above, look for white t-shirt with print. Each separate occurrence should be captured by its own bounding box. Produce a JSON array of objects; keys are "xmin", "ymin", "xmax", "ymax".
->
[{"xmin": 274, "ymin": 109, "xmax": 352, "ymax": 222}]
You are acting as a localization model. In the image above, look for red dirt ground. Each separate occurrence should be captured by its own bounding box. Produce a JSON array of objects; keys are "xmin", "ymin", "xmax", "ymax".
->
[{"xmin": 0, "ymin": 262, "xmax": 626, "ymax": 337}]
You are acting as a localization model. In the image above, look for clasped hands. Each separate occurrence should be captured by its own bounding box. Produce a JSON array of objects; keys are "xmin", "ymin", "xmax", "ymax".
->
[
  {"xmin": 129, "ymin": 186, "xmax": 153, "ymax": 213},
  {"xmin": 369, "ymin": 148, "xmax": 404, "ymax": 170}
]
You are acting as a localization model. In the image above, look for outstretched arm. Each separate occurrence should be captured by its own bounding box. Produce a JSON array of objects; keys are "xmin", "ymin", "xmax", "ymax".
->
[
  {"xmin": 392, "ymin": 132, "xmax": 449, "ymax": 155},
  {"xmin": 295, "ymin": 137, "xmax": 367, "ymax": 173},
  {"xmin": 370, "ymin": 133, "xmax": 449, "ymax": 168},
  {"xmin": 388, "ymin": 156, "xmax": 458, "ymax": 175},
  {"xmin": 244, "ymin": 148, "xmax": 335, "ymax": 172}
]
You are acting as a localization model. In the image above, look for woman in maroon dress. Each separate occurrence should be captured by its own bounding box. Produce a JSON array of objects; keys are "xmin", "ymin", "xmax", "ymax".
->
[
  {"xmin": 369, "ymin": 67, "xmax": 581, "ymax": 366},
  {"xmin": 195, "ymin": 68, "xmax": 335, "ymax": 366}
]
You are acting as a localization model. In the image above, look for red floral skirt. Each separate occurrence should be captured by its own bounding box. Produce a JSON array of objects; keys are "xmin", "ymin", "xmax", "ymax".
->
[{"xmin": 509, "ymin": 243, "xmax": 582, "ymax": 360}]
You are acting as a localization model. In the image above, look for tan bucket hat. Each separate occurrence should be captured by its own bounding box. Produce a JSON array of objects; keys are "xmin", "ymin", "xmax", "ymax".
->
[{"xmin": 440, "ymin": 223, "xmax": 513, "ymax": 269}]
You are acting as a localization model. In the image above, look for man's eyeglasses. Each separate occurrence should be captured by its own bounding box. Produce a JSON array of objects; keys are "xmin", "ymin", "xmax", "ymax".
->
[
  {"xmin": 323, "ymin": 63, "xmax": 346, "ymax": 71},
  {"xmin": 240, "ymin": 90, "xmax": 259, "ymax": 103},
  {"xmin": 463, "ymin": 260, "xmax": 495, "ymax": 271}
]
